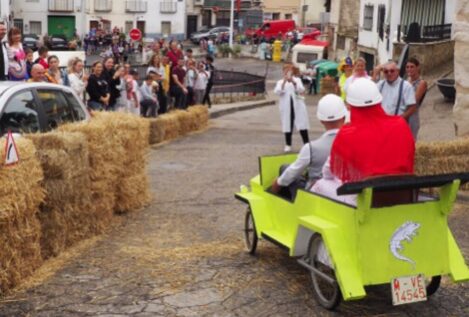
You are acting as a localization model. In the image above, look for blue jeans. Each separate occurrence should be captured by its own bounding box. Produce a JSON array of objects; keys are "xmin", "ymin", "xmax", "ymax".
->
[{"xmin": 87, "ymin": 100, "xmax": 104, "ymax": 111}]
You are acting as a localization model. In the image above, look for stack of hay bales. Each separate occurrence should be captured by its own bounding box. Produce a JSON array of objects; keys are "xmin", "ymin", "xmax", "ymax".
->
[
  {"xmin": 148, "ymin": 106, "xmax": 209, "ymax": 145},
  {"xmin": 59, "ymin": 120, "xmax": 120, "ymax": 229},
  {"xmin": 26, "ymin": 132, "xmax": 96, "ymax": 258},
  {"xmin": 92, "ymin": 112, "xmax": 151, "ymax": 213},
  {"xmin": 415, "ymin": 138, "xmax": 469, "ymax": 190},
  {"xmin": 0, "ymin": 137, "xmax": 44, "ymax": 294},
  {"xmin": 320, "ymin": 76, "xmax": 336, "ymax": 96}
]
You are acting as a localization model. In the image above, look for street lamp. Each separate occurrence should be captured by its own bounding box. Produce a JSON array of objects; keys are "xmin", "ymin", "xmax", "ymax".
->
[{"xmin": 229, "ymin": 0, "xmax": 234, "ymax": 49}]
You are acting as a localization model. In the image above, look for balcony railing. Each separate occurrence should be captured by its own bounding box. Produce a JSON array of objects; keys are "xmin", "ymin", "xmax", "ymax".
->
[
  {"xmin": 94, "ymin": 0, "xmax": 112, "ymax": 12},
  {"xmin": 125, "ymin": 1, "xmax": 147, "ymax": 12},
  {"xmin": 160, "ymin": 1, "xmax": 177, "ymax": 13},
  {"xmin": 49, "ymin": 0, "xmax": 74, "ymax": 12},
  {"xmin": 397, "ymin": 23, "xmax": 452, "ymax": 43}
]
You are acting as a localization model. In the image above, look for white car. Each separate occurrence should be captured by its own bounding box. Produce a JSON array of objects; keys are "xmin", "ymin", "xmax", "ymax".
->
[{"xmin": 0, "ymin": 82, "xmax": 90, "ymax": 136}]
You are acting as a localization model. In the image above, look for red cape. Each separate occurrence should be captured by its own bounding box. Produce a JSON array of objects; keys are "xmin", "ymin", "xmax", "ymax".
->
[{"xmin": 330, "ymin": 104, "xmax": 415, "ymax": 182}]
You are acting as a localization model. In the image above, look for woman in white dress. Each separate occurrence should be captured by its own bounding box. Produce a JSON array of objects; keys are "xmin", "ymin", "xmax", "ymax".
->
[
  {"xmin": 67, "ymin": 58, "xmax": 88, "ymax": 101},
  {"xmin": 274, "ymin": 65, "xmax": 310, "ymax": 152}
]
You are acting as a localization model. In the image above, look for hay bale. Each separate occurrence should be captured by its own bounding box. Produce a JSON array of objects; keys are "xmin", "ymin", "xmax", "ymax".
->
[
  {"xmin": 149, "ymin": 118, "xmax": 166, "ymax": 144},
  {"xmin": 0, "ymin": 137, "xmax": 44, "ymax": 295},
  {"xmin": 158, "ymin": 113, "xmax": 181, "ymax": 141},
  {"xmin": 26, "ymin": 131, "xmax": 99, "ymax": 259},
  {"xmin": 188, "ymin": 106, "xmax": 209, "ymax": 130},
  {"xmin": 115, "ymin": 172, "xmax": 152, "ymax": 213},
  {"xmin": 415, "ymin": 138, "xmax": 469, "ymax": 190}
]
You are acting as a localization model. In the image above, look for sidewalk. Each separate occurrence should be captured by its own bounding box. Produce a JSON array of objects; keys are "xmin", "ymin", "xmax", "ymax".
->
[{"xmin": 209, "ymin": 96, "xmax": 276, "ymax": 118}]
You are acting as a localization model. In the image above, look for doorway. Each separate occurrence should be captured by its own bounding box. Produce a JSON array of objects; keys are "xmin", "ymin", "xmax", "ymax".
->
[
  {"xmin": 187, "ymin": 15, "xmax": 197, "ymax": 38},
  {"xmin": 137, "ymin": 21, "xmax": 145, "ymax": 36}
]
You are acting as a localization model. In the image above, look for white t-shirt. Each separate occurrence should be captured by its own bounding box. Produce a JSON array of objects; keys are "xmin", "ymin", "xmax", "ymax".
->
[
  {"xmin": 147, "ymin": 65, "xmax": 165, "ymax": 80},
  {"xmin": 186, "ymin": 69, "xmax": 196, "ymax": 87},
  {"xmin": 194, "ymin": 71, "xmax": 208, "ymax": 90}
]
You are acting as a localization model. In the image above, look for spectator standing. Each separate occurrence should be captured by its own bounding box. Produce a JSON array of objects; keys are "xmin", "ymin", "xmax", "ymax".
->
[
  {"xmin": 0, "ymin": 23, "xmax": 9, "ymax": 81},
  {"xmin": 406, "ymin": 57, "xmax": 427, "ymax": 140},
  {"xmin": 68, "ymin": 58, "xmax": 88, "ymax": 101},
  {"xmin": 28, "ymin": 64, "xmax": 47, "ymax": 82},
  {"xmin": 194, "ymin": 62, "xmax": 209, "ymax": 104},
  {"xmin": 25, "ymin": 48, "xmax": 34, "ymax": 79},
  {"xmin": 35, "ymin": 47, "xmax": 49, "ymax": 70},
  {"xmin": 185, "ymin": 60, "xmax": 197, "ymax": 107},
  {"xmin": 140, "ymin": 74, "xmax": 158, "ymax": 117},
  {"xmin": 170, "ymin": 57, "xmax": 188, "ymax": 109},
  {"xmin": 343, "ymin": 57, "xmax": 369, "ymax": 95},
  {"xmin": 167, "ymin": 41, "xmax": 183, "ymax": 66},
  {"xmin": 336, "ymin": 57, "xmax": 353, "ymax": 100},
  {"xmin": 202, "ymin": 55, "xmax": 215, "ymax": 108},
  {"xmin": 102, "ymin": 56, "xmax": 120, "ymax": 110},
  {"xmin": 114, "ymin": 65, "xmax": 128, "ymax": 112},
  {"xmin": 126, "ymin": 69, "xmax": 140, "ymax": 115},
  {"xmin": 45, "ymin": 55, "xmax": 67, "ymax": 85},
  {"xmin": 86, "ymin": 61, "xmax": 110, "ymax": 111},
  {"xmin": 148, "ymin": 54, "xmax": 167, "ymax": 114},
  {"xmin": 373, "ymin": 61, "xmax": 416, "ymax": 124},
  {"xmin": 184, "ymin": 48, "xmax": 195, "ymax": 66},
  {"xmin": 6, "ymin": 27, "xmax": 28, "ymax": 81}
]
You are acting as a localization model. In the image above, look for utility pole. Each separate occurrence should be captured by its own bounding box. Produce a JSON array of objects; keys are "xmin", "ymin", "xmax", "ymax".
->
[{"xmin": 229, "ymin": 0, "xmax": 234, "ymax": 49}]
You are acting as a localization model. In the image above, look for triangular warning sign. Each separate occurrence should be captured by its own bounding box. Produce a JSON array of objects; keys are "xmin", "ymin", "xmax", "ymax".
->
[{"xmin": 4, "ymin": 131, "xmax": 19, "ymax": 166}]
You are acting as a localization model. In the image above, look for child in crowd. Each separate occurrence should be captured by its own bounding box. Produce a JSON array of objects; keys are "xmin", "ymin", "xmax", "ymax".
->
[
  {"xmin": 114, "ymin": 65, "xmax": 128, "ymax": 112},
  {"xmin": 185, "ymin": 60, "xmax": 197, "ymax": 107},
  {"xmin": 35, "ymin": 46, "xmax": 49, "ymax": 69},
  {"xmin": 139, "ymin": 74, "xmax": 158, "ymax": 117},
  {"xmin": 25, "ymin": 48, "xmax": 34, "ymax": 78},
  {"xmin": 126, "ymin": 69, "xmax": 140, "ymax": 115},
  {"xmin": 194, "ymin": 62, "xmax": 209, "ymax": 104}
]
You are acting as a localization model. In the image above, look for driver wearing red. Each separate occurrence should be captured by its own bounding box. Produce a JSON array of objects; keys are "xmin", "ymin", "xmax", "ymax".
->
[{"xmin": 312, "ymin": 78, "xmax": 415, "ymax": 203}]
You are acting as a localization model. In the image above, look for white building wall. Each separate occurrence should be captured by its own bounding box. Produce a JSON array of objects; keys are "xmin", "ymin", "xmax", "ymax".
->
[
  {"xmin": 302, "ymin": 0, "xmax": 324, "ymax": 25},
  {"xmin": 0, "ymin": 0, "xmax": 10, "ymax": 25},
  {"xmin": 12, "ymin": 0, "xmax": 87, "ymax": 37}
]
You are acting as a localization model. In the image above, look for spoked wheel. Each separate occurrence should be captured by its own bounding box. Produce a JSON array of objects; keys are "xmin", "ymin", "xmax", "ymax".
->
[
  {"xmin": 426, "ymin": 276, "xmax": 441, "ymax": 296},
  {"xmin": 308, "ymin": 234, "xmax": 341, "ymax": 310},
  {"xmin": 244, "ymin": 207, "xmax": 258, "ymax": 255}
]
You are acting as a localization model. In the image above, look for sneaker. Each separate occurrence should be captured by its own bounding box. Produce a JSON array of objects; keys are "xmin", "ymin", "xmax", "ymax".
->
[{"xmin": 284, "ymin": 145, "xmax": 291, "ymax": 152}]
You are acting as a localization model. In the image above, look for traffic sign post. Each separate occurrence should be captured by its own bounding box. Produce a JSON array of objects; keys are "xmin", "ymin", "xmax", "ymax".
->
[{"xmin": 129, "ymin": 28, "xmax": 142, "ymax": 41}]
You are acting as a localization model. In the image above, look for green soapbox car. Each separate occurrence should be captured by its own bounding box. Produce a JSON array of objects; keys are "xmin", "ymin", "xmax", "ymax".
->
[{"xmin": 235, "ymin": 154, "xmax": 469, "ymax": 309}]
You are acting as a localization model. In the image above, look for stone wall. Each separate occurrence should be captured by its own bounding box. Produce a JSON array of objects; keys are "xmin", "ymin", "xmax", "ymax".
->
[
  {"xmin": 338, "ymin": 0, "xmax": 360, "ymax": 38},
  {"xmin": 453, "ymin": 0, "xmax": 469, "ymax": 136},
  {"xmin": 393, "ymin": 40, "xmax": 454, "ymax": 77}
]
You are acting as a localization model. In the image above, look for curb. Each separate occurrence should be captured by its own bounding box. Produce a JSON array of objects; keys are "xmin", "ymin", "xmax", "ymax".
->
[
  {"xmin": 457, "ymin": 191, "xmax": 469, "ymax": 203},
  {"xmin": 209, "ymin": 99, "xmax": 276, "ymax": 118}
]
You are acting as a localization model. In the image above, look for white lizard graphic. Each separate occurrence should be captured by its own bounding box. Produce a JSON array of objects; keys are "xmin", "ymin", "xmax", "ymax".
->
[{"xmin": 389, "ymin": 221, "xmax": 421, "ymax": 269}]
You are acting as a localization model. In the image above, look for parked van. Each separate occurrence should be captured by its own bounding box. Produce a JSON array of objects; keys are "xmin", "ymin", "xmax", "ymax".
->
[
  {"xmin": 291, "ymin": 39, "xmax": 328, "ymax": 73},
  {"xmin": 247, "ymin": 20, "xmax": 296, "ymax": 42}
]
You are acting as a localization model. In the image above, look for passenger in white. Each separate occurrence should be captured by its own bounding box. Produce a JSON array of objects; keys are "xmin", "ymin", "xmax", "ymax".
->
[{"xmin": 271, "ymin": 94, "xmax": 347, "ymax": 199}]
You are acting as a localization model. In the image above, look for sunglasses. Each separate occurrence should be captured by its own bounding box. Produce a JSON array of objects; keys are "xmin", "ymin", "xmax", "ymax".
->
[{"xmin": 383, "ymin": 69, "xmax": 397, "ymax": 74}]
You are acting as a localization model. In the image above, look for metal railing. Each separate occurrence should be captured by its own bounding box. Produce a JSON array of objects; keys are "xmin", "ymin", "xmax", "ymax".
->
[
  {"xmin": 125, "ymin": 0, "xmax": 147, "ymax": 12},
  {"xmin": 94, "ymin": 0, "xmax": 112, "ymax": 12},
  {"xmin": 48, "ymin": 0, "xmax": 74, "ymax": 12},
  {"xmin": 160, "ymin": 1, "xmax": 177, "ymax": 13},
  {"xmin": 397, "ymin": 23, "xmax": 452, "ymax": 43}
]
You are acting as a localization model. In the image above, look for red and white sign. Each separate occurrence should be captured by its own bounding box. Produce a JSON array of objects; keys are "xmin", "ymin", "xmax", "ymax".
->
[
  {"xmin": 129, "ymin": 28, "xmax": 142, "ymax": 41},
  {"xmin": 391, "ymin": 274, "xmax": 427, "ymax": 306},
  {"xmin": 4, "ymin": 131, "xmax": 19, "ymax": 166}
]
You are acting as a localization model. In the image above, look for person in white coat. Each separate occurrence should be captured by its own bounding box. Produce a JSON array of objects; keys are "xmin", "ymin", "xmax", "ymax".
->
[
  {"xmin": 274, "ymin": 65, "xmax": 310, "ymax": 152},
  {"xmin": 271, "ymin": 94, "xmax": 347, "ymax": 200}
]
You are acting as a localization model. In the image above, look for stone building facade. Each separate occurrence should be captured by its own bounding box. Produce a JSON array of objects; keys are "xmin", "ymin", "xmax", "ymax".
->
[{"xmin": 329, "ymin": 0, "xmax": 359, "ymax": 61}]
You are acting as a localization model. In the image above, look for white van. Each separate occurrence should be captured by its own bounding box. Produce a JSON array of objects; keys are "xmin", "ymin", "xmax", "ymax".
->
[{"xmin": 291, "ymin": 41, "xmax": 327, "ymax": 73}]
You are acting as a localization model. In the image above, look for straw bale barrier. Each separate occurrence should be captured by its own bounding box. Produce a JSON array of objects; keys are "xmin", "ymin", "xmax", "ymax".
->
[
  {"xmin": 148, "ymin": 106, "xmax": 209, "ymax": 145},
  {"xmin": 26, "ymin": 132, "xmax": 97, "ymax": 258},
  {"xmin": 0, "ymin": 137, "xmax": 44, "ymax": 295},
  {"xmin": 415, "ymin": 137, "xmax": 469, "ymax": 190}
]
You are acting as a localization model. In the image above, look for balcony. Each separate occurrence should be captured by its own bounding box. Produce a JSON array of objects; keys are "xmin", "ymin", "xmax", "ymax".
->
[
  {"xmin": 125, "ymin": 1, "xmax": 147, "ymax": 13},
  {"xmin": 48, "ymin": 0, "xmax": 74, "ymax": 12},
  {"xmin": 160, "ymin": 1, "xmax": 177, "ymax": 13},
  {"xmin": 397, "ymin": 23, "xmax": 452, "ymax": 43},
  {"xmin": 94, "ymin": 0, "xmax": 112, "ymax": 12}
]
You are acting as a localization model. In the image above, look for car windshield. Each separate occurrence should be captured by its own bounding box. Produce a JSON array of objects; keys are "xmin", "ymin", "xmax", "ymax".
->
[{"xmin": 52, "ymin": 38, "xmax": 65, "ymax": 43}]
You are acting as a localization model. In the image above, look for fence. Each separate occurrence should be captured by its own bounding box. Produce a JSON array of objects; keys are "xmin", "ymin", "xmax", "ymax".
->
[{"xmin": 397, "ymin": 23, "xmax": 452, "ymax": 43}]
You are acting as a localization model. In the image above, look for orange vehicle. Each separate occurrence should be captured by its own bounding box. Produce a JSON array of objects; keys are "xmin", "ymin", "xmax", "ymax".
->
[{"xmin": 247, "ymin": 20, "xmax": 296, "ymax": 41}]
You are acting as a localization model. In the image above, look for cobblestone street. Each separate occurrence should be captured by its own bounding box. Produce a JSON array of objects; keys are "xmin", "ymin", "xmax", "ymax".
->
[{"xmin": 0, "ymin": 102, "xmax": 468, "ymax": 316}]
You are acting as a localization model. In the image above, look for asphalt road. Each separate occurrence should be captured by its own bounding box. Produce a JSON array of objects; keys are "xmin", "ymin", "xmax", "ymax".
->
[{"xmin": 0, "ymin": 98, "xmax": 468, "ymax": 316}]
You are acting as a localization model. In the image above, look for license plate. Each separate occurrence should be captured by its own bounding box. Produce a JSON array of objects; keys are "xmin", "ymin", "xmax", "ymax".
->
[{"xmin": 391, "ymin": 274, "xmax": 427, "ymax": 306}]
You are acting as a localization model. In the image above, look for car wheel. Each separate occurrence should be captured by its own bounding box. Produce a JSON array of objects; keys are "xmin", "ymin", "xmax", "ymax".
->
[
  {"xmin": 244, "ymin": 207, "xmax": 258, "ymax": 255},
  {"xmin": 426, "ymin": 275, "xmax": 441, "ymax": 296},
  {"xmin": 308, "ymin": 234, "xmax": 341, "ymax": 310}
]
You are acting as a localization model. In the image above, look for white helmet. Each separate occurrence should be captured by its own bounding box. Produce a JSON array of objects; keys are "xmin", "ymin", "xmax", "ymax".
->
[
  {"xmin": 317, "ymin": 94, "xmax": 347, "ymax": 122},
  {"xmin": 346, "ymin": 78, "xmax": 383, "ymax": 107}
]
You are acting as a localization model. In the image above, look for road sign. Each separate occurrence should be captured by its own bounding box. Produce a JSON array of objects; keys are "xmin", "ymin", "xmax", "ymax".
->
[
  {"xmin": 129, "ymin": 28, "xmax": 142, "ymax": 41},
  {"xmin": 4, "ymin": 131, "xmax": 19, "ymax": 166}
]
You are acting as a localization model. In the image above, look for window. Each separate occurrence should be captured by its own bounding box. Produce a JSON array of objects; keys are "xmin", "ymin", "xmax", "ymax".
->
[
  {"xmin": 63, "ymin": 91, "xmax": 87, "ymax": 121},
  {"xmin": 29, "ymin": 21, "xmax": 42, "ymax": 35},
  {"xmin": 0, "ymin": 91, "xmax": 40, "ymax": 135},
  {"xmin": 377, "ymin": 5, "xmax": 386, "ymax": 40},
  {"xmin": 36, "ymin": 89, "xmax": 74, "ymax": 130},
  {"xmin": 125, "ymin": 21, "xmax": 133, "ymax": 34},
  {"xmin": 336, "ymin": 35, "xmax": 345, "ymax": 50},
  {"xmin": 13, "ymin": 19, "xmax": 24, "ymax": 33},
  {"xmin": 161, "ymin": 22, "xmax": 171, "ymax": 36},
  {"xmin": 285, "ymin": 14, "xmax": 292, "ymax": 20},
  {"xmin": 297, "ymin": 52, "xmax": 318, "ymax": 64},
  {"xmin": 272, "ymin": 13, "xmax": 280, "ymax": 20},
  {"xmin": 363, "ymin": 5, "xmax": 374, "ymax": 31}
]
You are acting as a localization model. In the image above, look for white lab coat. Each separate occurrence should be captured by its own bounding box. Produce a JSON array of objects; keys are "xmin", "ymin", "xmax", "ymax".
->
[{"xmin": 274, "ymin": 77, "xmax": 310, "ymax": 133}]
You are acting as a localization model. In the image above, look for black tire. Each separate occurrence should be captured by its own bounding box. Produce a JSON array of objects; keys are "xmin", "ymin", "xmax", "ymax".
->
[
  {"xmin": 244, "ymin": 207, "xmax": 258, "ymax": 255},
  {"xmin": 308, "ymin": 234, "xmax": 341, "ymax": 310},
  {"xmin": 426, "ymin": 276, "xmax": 441, "ymax": 296}
]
